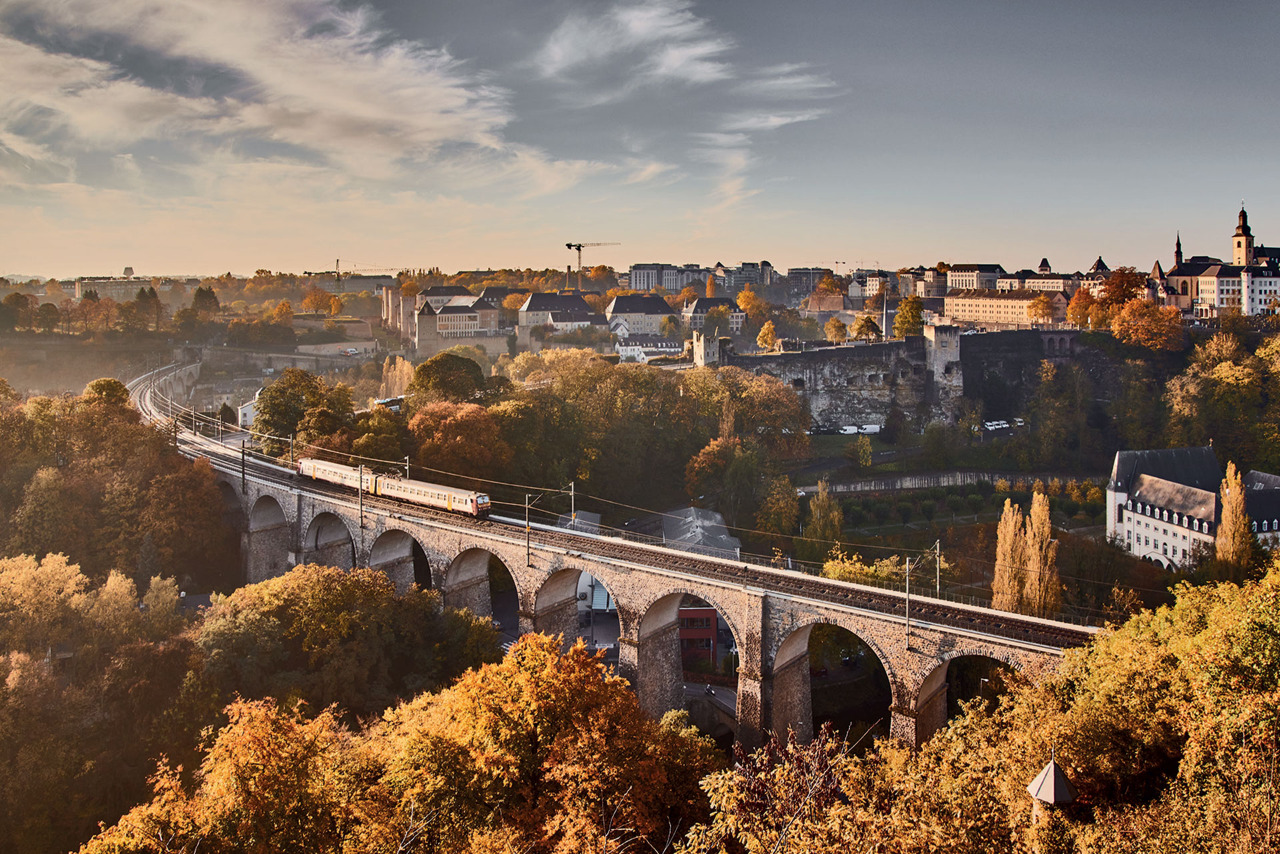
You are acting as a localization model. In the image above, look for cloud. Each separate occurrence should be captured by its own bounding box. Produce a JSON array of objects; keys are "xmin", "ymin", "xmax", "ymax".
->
[
  {"xmin": 720, "ymin": 110, "xmax": 828, "ymax": 132},
  {"xmin": 0, "ymin": 0, "xmax": 597, "ymax": 194},
  {"xmin": 534, "ymin": 0, "xmax": 732, "ymax": 87},
  {"xmin": 736, "ymin": 64, "xmax": 840, "ymax": 99}
]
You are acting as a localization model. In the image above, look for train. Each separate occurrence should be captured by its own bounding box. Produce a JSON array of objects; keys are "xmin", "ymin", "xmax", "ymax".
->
[{"xmin": 297, "ymin": 458, "xmax": 491, "ymax": 518}]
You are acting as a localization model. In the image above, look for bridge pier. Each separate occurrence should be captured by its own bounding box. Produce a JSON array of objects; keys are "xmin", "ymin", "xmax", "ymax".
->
[
  {"xmin": 300, "ymin": 541, "xmax": 355, "ymax": 571},
  {"xmin": 735, "ymin": 672, "xmax": 765, "ymax": 750},
  {"xmin": 763, "ymin": 652, "xmax": 812, "ymax": 743},
  {"xmin": 531, "ymin": 595, "xmax": 579, "ymax": 645},
  {"xmin": 635, "ymin": 621, "xmax": 684, "ymax": 720},
  {"xmin": 444, "ymin": 573, "xmax": 492, "ymax": 619},
  {"xmin": 244, "ymin": 524, "xmax": 291, "ymax": 583}
]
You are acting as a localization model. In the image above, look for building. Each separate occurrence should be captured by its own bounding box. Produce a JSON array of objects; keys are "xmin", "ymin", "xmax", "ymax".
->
[
  {"xmin": 681, "ymin": 297, "xmax": 746, "ymax": 333},
  {"xmin": 1165, "ymin": 210, "xmax": 1280, "ymax": 318},
  {"xmin": 678, "ymin": 603, "xmax": 721, "ymax": 669},
  {"xmin": 900, "ymin": 267, "xmax": 949, "ymax": 299},
  {"xmin": 421, "ymin": 285, "xmax": 473, "ymax": 311},
  {"xmin": 615, "ymin": 336, "xmax": 684, "ymax": 363},
  {"xmin": 997, "ymin": 259, "xmax": 1080, "ymax": 295},
  {"xmin": 605, "ymin": 294, "xmax": 676, "ymax": 336},
  {"xmin": 944, "ymin": 289, "xmax": 1067, "ymax": 326},
  {"xmin": 946, "ymin": 264, "xmax": 1007, "ymax": 290},
  {"xmin": 1106, "ymin": 447, "xmax": 1280, "ymax": 570},
  {"xmin": 785, "ymin": 267, "xmax": 834, "ymax": 293}
]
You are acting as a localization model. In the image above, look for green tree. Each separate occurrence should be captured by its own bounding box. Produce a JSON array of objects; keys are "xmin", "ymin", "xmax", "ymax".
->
[
  {"xmin": 851, "ymin": 315, "xmax": 881, "ymax": 342},
  {"xmin": 405, "ymin": 352, "xmax": 486, "ymax": 408},
  {"xmin": 252, "ymin": 368, "xmax": 326, "ymax": 455},
  {"xmin": 893, "ymin": 294, "xmax": 924, "ymax": 337},
  {"xmin": 701, "ymin": 305, "xmax": 733, "ymax": 339}
]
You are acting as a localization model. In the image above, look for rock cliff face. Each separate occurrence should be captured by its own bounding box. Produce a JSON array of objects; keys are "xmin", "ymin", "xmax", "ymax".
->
[{"xmin": 697, "ymin": 327, "xmax": 1078, "ymax": 429}]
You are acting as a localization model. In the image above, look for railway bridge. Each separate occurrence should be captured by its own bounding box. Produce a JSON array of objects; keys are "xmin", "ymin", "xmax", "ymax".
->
[{"xmin": 133, "ymin": 366, "xmax": 1097, "ymax": 749}]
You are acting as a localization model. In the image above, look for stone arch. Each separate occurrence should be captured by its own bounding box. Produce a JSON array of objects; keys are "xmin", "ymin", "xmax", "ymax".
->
[
  {"xmin": 302, "ymin": 511, "xmax": 355, "ymax": 570},
  {"xmin": 632, "ymin": 588, "xmax": 744, "ymax": 729},
  {"xmin": 367, "ymin": 529, "xmax": 431, "ymax": 593},
  {"xmin": 244, "ymin": 493, "xmax": 290, "ymax": 583},
  {"xmin": 768, "ymin": 618, "xmax": 896, "ymax": 745},
  {"xmin": 913, "ymin": 650, "xmax": 1021, "ymax": 744},
  {"xmin": 532, "ymin": 567, "xmax": 620, "ymax": 657},
  {"xmin": 442, "ymin": 547, "xmax": 520, "ymax": 636}
]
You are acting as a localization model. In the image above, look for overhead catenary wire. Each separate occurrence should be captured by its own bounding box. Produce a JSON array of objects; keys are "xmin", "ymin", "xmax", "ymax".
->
[{"xmin": 154, "ymin": 385, "xmax": 1145, "ymax": 618}]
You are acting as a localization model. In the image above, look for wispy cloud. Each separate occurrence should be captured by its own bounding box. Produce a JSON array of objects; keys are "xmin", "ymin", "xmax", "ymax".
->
[
  {"xmin": 534, "ymin": 0, "xmax": 732, "ymax": 89},
  {"xmin": 0, "ymin": 0, "xmax": 596, "ymax": 194},
  {"xmin": 736, "ymin": 64, "xmax": 840, "ymax": 99}
]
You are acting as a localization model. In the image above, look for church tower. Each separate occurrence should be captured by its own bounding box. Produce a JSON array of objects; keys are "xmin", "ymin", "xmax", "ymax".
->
[
  {"xmin": 1234, "ymin": 206, "xmax": 1255, "ymax": 266},
  {"xmin": 1175, "ymin": 232, "xmax": 1183, "ymax": 267}
]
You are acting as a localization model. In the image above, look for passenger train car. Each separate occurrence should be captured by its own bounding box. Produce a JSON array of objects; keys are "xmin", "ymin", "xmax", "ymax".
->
[{"xmin": 297, "ymin": 458, "xmax": 491, "ymax": 518}]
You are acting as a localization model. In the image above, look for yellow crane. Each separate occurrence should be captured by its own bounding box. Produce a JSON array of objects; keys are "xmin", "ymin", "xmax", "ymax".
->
[{"xmin": 565, "ymin": 242, "xmax": 620, "ymax": 289}]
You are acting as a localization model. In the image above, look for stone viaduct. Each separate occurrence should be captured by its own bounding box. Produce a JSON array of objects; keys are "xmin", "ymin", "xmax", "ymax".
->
[{"xmin": 214, "ymin": 460, "xmax": 1087, "ymax": 749}]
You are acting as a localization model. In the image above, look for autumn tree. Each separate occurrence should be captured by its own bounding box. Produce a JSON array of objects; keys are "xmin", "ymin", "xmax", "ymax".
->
[
  {"xmin": 1028, "ymin": 293, "xmax": 1055, "ymax": 323},
  {"xmin": 852, "ymin": 315, "xmax": 881, "ymax": 342},
  {"xmin": 1066, "ymin": 287, "xmax": 1095, "ymax": 327},
  {"xmin": 705, "ymin": 273, "xmax": 717, "ymax": 298},
  {"xmin": 893, "ymin": 294, "xmax": 924, "ymax": 337},
  {"xmin": 702, "ymin": 305, "xmax": 733, "ymax": 339},
  {"xmin": 1110, "ymin": 299, "xmax": 1186, "ymax": 351},
  {"xmin": 801, "ymin": 480, "xmax": 842, "ymax": 564},
  {"xmin": 1021, "ymin": 492, "xmax": 1061, "ymax": 618},
  {"xmin": 824, "ymin": 316, "xmax": 848, "ymax": 344},
  {"xmin": 685, "ymin": 437, "xmax": 762, "ymax": 527},
  {"xmin": 1098, "ymin": 266, "xmax": 1149, "ymax": 308},
  {"xmin": 1214, "ymin": 461, "xmax": 1254, "ymax": 581},
  {"xmin": 372, "ymin": 634, "xmax": 722, "ymax": 853},
  {"xmin": 409, "ymin": 401, "xmax": 513, "ymax": 481},
  {"xmin": 756, "ymin": 319, "xmax": 778, "ymax": 350},
  {"xmin": 993, "ymin": 498, "xmax": 1027, "ymax": 613},
  {"xmin": 844, "ymin": 433, "xmax": 872, "ymax": 470},
  {"xmin": 755, "ymin": 475, "xmax": 799, "ymax": 545}
]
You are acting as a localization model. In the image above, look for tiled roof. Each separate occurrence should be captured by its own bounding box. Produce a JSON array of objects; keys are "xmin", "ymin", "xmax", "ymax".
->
[
  {"xmin": 1130, "ymin": 474, "xmax": 1216, "ymax": 519},
  {"xmin": 1109, "ymin": 446, "xmax": 1219, "ymax": 493}
]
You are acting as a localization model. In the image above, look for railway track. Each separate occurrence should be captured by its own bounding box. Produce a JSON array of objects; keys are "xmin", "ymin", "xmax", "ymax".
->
[{"xmin": 131, "ymin": 366, "xmax": 1098, "ymax": 653}]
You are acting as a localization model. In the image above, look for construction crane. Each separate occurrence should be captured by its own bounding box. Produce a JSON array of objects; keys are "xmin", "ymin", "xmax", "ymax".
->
[{"xmin": 565, "ymin": 242, "xmax": 620, "ymax": 289}]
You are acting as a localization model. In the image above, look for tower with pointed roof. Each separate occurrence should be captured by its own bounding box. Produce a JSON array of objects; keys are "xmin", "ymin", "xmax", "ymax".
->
[
  {"xmin": 1234, "ymin": 206, "xmax": 1255, "ymax": 266},
  {"xmin": 1175, "ymin": 232, "xmax": 1183, "ymax": 267}
]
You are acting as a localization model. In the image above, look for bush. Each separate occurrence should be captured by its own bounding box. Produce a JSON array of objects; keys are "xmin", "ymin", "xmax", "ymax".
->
[
  {"xmin": 896, "ymin": 502, "xmax": 913, "ymax": 524},
  {"xmin": 965, "ymin": 493, "xmax": 984, "ymax": 514},
  {"xmin": 920, "ymin": 500, "xmax": 937, "ymax": 521}
]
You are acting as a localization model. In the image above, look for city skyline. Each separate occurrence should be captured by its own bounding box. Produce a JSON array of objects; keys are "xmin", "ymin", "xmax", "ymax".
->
[{"xmin": 2, "ymin": 0, "xmax": 1278, "ymax": 279}]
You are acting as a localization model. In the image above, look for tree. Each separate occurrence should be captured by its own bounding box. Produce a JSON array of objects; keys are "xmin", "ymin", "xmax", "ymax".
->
[
  {"xmin": 405, "ymin": 352, "xmax": 486, "ymax": 407},
  {"xmin": 373, "ymin": 634, "xmax": 721, "ymax": 853},
  {"xmin": 824, "ymin": 316, "xmax": 848, "ymax": 344},
  {"xmin": 1021, "ymin": 492, "xmax": 1061, "ymax": 618},
  {"xmin": 755, "ymin": 475, "xmax": 799, "ymax": 544},
  {"xmin": 300, "ymin": 285, "xmax": 332, "ymax": 313},
  {"xmin": 814, "ymin": 275, "xmax": 845, "ymax": 296},
  {"xmin": 1028, "ymin": 293, "xmax": 1055, "ymax": 324},
  {"xmin": 270, "ymin": 300, "xmax": 294, "ymax": 326},
  {"xmin": 1111, "ymin": 299, "xmax": 1186, "ymax": 351},
  {"xmin": 893, "ymin": 294, "xmax": 924, "ymax": 337},
  {"xmin": 844, "ymin": 433, "xmax": 872, "ymax": 470},
  {"xmin": 801, "ymin": 480, "xmax": 842, "ymax": 564},
  {"xmin": 705, "ymin": 273, "xmax": 717, "ymax": 298},
  {"xmin": 851, "ymin": 315, "xmax": 881, "ymax": 342},
  {"xmin": 83, "ymin": 377, "xmax": 132, "ymax": 408},
  {"xmin": 1098, "ymin": 267, "xmax": 1149, "ymax": 308},
  {"xmin": 993, "ymin": 498, "xmax": 1026, "ymax": 612},
  {"xmin": 408, "ymin": 401, "xmax": 513, "ymax": 481},
  {"xmin": 756, "ymin": 319, "xmax": 778, "ymax": 350},
  {"xmin": 252, "ymin": 368, "xmax": 326, "ymax": 454},
  {"xmin": 1215, "ymin": 461, "xmax": 1254, "ymax": 580},
  {"xmin": 191, "ymin": 286, "xmax": 220, "ymax": 318},
  {"xmin": 1066, "ymin": 287, "xmax": 1095, "ymax": 327},
  {"xmin": 702, "ymin": 305, "xmax": 732, "ymax": 339},
  {"xmin": 35, "ymin": 302, "xmax": 59, "ymax": 333},
  {"xmin": 685, "ymin": 438, "xmax": 762, "ymax": 527},
  {"xmin": 737, "ymin": 288, "xmax": 770, "ymax": 324}
]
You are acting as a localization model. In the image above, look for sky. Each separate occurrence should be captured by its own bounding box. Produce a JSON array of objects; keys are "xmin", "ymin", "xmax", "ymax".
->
[{"xmin": 2, "ymin": 0, "xmax": 1279, "ymax": 280}]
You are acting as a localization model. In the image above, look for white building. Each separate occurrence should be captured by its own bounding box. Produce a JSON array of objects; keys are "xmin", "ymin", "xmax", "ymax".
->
[{"xmin": 1106, "ymin": 447, "xmax": 1280, "ymax": 570}]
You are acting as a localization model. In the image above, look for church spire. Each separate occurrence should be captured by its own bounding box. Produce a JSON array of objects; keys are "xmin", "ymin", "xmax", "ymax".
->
[
  {"xmin": 1234, "ymin": 205, "xmax": 1255, "ymax": 265},
  {"xmin": 1175, "ymin": 232, "xmax": 1183, "ymax": 266}
]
